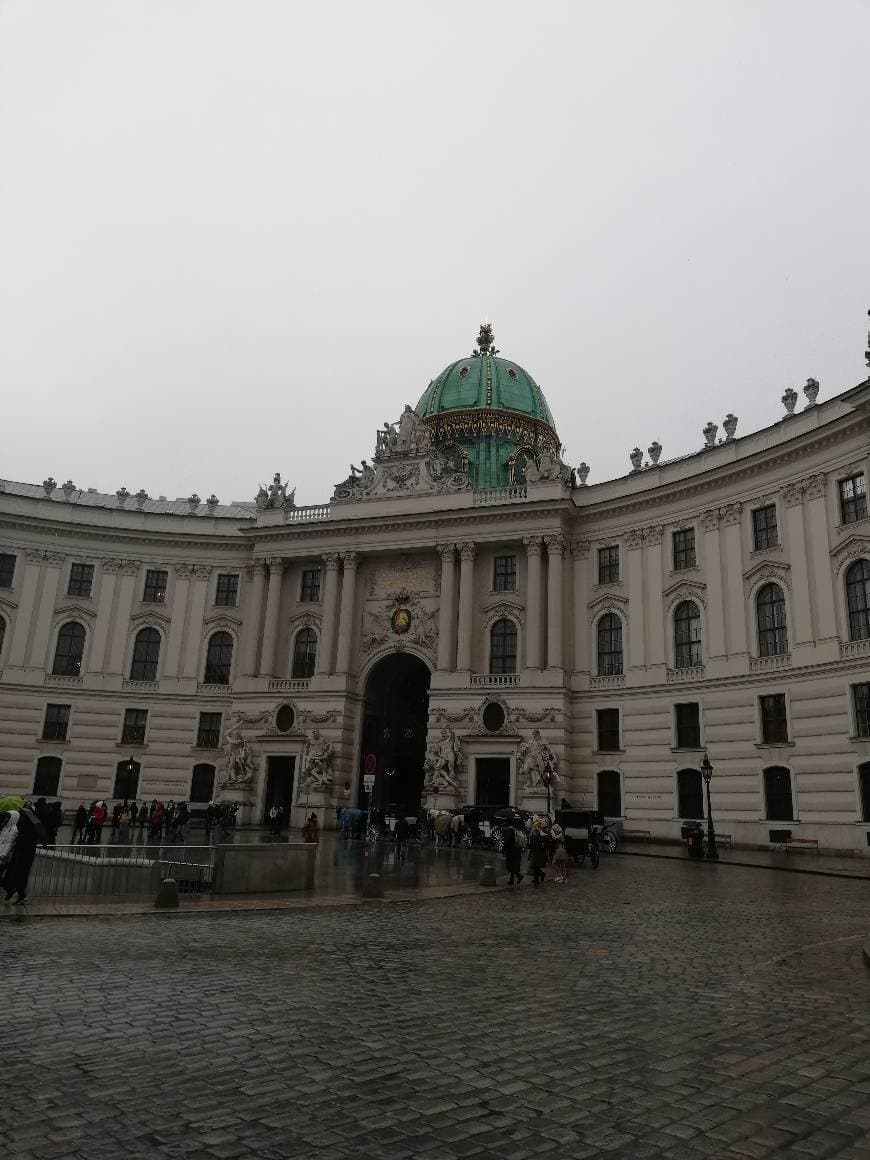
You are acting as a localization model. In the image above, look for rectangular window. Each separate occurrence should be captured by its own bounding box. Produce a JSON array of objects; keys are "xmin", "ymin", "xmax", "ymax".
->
[
  {"xmin": 598, "ymin": 545, "xmax": 620, "ymax": 585},
  {"xmin": 859, "ymin": 765, "xmax": 870, "ymax": 823},
  {"xmin": 197, "ymin": 711, "xmax": 222, "ymax": 749},
  {"xmin": 760, "ymin": 694, "xmax": 789, "ymax": 744},
  {"xmin": 300, "ymin": 568, "xmax": 322, "ymax": 603},
  {"xmin": 675, "ymin": 702, "xmax": 701, "ymax": 749},
  {"xmin": 493, "ymin": 555, "xmax": 517, "ymax": 592},
  {"xmin": 142, "ymin": 569, "xmax": 168, "ymax": 603},
  {"xmin": 596, "ymin": 708, "xmax": 620, "ymax": 752},
  {"xmin": 672, "ymin": 528, "xmax": 696, "ymax": 570},
  {"xmin": 853, "ymin": 683, "xmax": 870, "ymax": 738},
  {"xmin": 215, "ymin": 574, "xmax": 239, "ymax": 607},
  {"xmin": 121, "ymin": 708, "xmax": 148, "ymax": 746},
  {"xmin": 42, "ymin": 703, "xmax": 71, "ymax": 742},
  {"xmin": 67, "ymin": 562, "xmax": 94, "ymax": 598},
  {"xmin": 752, "ymin": 505, "xmax": 779, "ymax": 551},
  {"xmin": 0, "ymin": 553, "xmax": 16, "ymax": 589},
  {"xmin": 840, "ymin": 474, "xmax": 867, "ymax": 525}
]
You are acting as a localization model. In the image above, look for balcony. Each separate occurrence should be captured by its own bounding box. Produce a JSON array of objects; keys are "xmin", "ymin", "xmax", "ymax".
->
[
  {"xmin": 268, "ymin": 678, "xmax": 311, "ymax": 692},
  {"xmin": 841, "ymin": 638, "xmax": 870, "ymax": 660},
  {"xmin": 285, "ymin": 504, "xmax": 330, "ymax": 523},
  {"xmin": 666, "ymin": 665, "xmax": 706, "ymax": 683},
  {"xmin": 749, "ymin": 653, "xmax": 792, "ymax": 674},
  {"xmin": 470, "ymin": 673, "xmax": 520, "ymax": 688},
  {"xmin": 122, "ymin": 679, "xmax": 160, "ymax": 692},
  {"xmin": 472, "ymin": 485, "xmax": 528, "ymax": 506},
  {"xmin": 197, "ymin": 682, "xmax": 232, "ymax": 696},
  {"xmin": 590, "ymin": 674, "xmax": 626, "ymax": 690},
  {"xmin": 44, "ymin": 673, "xmax": 83, "ymax": 687}
]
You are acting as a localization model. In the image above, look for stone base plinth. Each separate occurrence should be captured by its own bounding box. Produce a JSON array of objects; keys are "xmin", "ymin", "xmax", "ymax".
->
[
  {"xmin": 520, "ymin": 791, "xmax": 554, "ymax": 817},
  {"xmin": 422, "ymin": 790, "xmax": 459, "ymax": 812}
]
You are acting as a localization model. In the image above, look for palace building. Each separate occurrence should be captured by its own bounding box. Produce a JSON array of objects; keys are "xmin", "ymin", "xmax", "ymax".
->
[{"xmin": 2, "ymin": 322, "xmax": 870, "ymax": 851}]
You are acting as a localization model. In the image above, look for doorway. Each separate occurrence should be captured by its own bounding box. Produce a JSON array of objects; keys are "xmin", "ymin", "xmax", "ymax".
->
[
  {"xmin": 360, "ymin": 652, "xmax": 431, "ymax": 810},
  {"xmin": 264, "ymin": 756, "xmax": 295, "ymax": 823},
  {"xmin": 475, "ymin": 758, "xmax": 511, "ymax": 806}
]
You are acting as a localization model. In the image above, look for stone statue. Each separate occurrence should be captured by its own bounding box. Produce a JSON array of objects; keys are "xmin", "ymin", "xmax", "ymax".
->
[
  {"xmin": 221, "ymin": 716, "xmax": 255, "ymax": 786},
  {"xmin": 423, "ymin": 727, "xmax": 463, "ymax": 790},
  {"xmin": 257, "ymin": 472, "xmax": 294, "ymax": 509},
  {"xmin": 518, "ymin": 729, "xmax": 559, "ymax": 791},
  {"xmin": 299, "ymin": 728, "xmax": 335, "ymax": 791}
]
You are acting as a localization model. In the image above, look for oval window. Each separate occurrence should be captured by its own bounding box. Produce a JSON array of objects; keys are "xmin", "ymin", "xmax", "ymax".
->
[
  {"xmin": 482, "ymin": 702, "xmax": 506, "ymax": 733},
  {"xmin": 276, "ymin": 705, "xmax": 295, "ymax": 733}
]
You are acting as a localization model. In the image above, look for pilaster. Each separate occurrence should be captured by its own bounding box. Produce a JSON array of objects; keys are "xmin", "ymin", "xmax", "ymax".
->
[
  {"xmin": 316, "ymin": 553, "xmax": 340, "ymax": 676},
  {"xmin": 456, "ymin": 542, "xmax": 477, "ymax": 672},
  {"xmin": 437, "ymin": 545, "xmax": 457, "ymax": 673},
  {"xmin": 258, "ymin": 558, "xmax": 285, "ymax": 678},
  {"xmin": 701, "ymin": 510, "xmax": 726, "ymax": 660},
  {"xmin": 544, "ymin": 534, "xmax": 565, "ymax": 672},
  {"xmin": 335, "ymin": 552, "xmax": 359, "ymax": 674},
  {"xmin": 625, "ymin": 528, "xmax": 646, "ymax": 670},
  {"xmin": 524, "ymin": 535, "xmax": 543, "ymax": 670},
  {"xmin": 181, "ymin": 565, "xmax": 212, "ymax": 679},
  {"xmin": 240, "ymin": 561, "xmax": 267, "ymax": 676},
  {"xmin": 28, "ymin": 553, "xmax": 65, "ymax": 670}
]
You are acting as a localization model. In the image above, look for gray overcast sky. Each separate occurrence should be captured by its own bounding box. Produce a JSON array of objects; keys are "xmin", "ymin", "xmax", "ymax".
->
[{"xmin": 1, "ymin": 0, "xmax": 868, "ymax": 506}]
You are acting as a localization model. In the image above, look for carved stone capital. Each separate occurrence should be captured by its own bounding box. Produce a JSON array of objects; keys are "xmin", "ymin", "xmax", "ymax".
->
[
  {"xmin": 102, "ymin": 557, "xmax": 141, "ymax": 575},
  {"xmin": 42, "ymin": 551, "xmax": 67, "ymax": 566},
  {"xmin": 322, "ymin": 552, "xmax": 340, "ymax": 570},
  {"xmin": 267, "ymin": 557, "xmax": 285, "ymax": 575},
  {"xmin": 720, "ymin": 502, "xmax": 743, "ymax": 528},
  {"xmin": 571, "ymin": 539, "xmax": 591, "ymax": 559},
  {"xmin": 459, "ymin": 542, "xmax": 477, "ymax": 562},
  {"xmin": 781, "ymin": 483, "xmax": 804, "ymax": 508},
  {"xmin": 701, "ymin": 509, "xmax": 721, "ymax": 532},
  {"xmin": 803, "ymin": 473, "xmax": 827, "ymax": 501},
  {"xmin": 341, "ymin": 551, "xmax": 359, "ymax": 570},
  {"xmin": 175, "ymin": 563, "xmax": 196, "ymax": 579},
  {"xmin": 544, "ymin": 534, "xmax": 566, "ymax": 556},
  {"xmin": 644, "ymin": 525, "xmax": 664, "ymax": 547},
  {"xmin": 438, "ymin": 544, "xmax": 456, "ymax": 564},
  {"xmin": 523, "ymin": 535, "xmax": 543, "ymax": 556},
  {"xmin": 193, "ymin": 564, "xmax": 212, "ymax": 580},
  {"xmin": 250, "ymin": 561, "xmax": 267, "ymax": 579},
  {"xmin": 624, "ymin": 529, "xmax": 643, "ymax": 550}
]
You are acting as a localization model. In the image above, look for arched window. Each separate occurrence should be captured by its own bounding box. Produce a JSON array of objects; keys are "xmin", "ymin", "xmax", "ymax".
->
[
  {"xmin": 763, "ymin": 766, "xmax": 794, "ymax": 821},
  {"xmin": 190, "ymin": 763, "xmax": 216, "ymax": 804},
  {"xmin": 113, "ymin": 758, "xmax": 141, "ymax": 800},
  {"xmin": 677, "ymin": 768, "xmax": 703, "ymax": 819},
  {"xmin": 52, "ymin": 621, "xmax": 85, "ymax": 676},
  {"xmin": 489, "ymin": 618, "xmax": 517, "ymax": 674},
  {"xmin": 291, "ymin": 627, "xmax": 318, "ymax": 679},
  {"xmin": 204, "ymin": 631, "xmax": 233, "ymax": 684},
  {"xmin": 597, "ymin": 770, "xmax": 622, "ymax": 817},
  {"xmin": 33, "ymin": 755, "xmax": 62, "ymax": 797},
  {"xmin": 674, "ymin": 601, "xmax": 702, "ymax": 668},
  {"xmin": 846, "ymin": 560, "xmax": 870, "ymax": 642},
  {"xmin": 597, "ymin": 613, "xmax": 623, "ymax": 676},
  {"xmin": 756, "ymin": 584, "xmax": 788, "ymax": 657},
  {"xmin": 129, "ymin": 627, "xmax": 161, "ymax": 682}
]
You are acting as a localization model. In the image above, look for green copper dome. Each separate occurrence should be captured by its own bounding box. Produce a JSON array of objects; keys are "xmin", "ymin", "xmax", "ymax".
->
[{"xmin": 415, "ymin": 324, "xmax": 561, "ymax": 490}]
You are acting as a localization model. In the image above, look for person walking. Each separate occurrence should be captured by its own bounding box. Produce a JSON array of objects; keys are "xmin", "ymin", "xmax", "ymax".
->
[
  {"xmin": 528, "ymin": 819, "xmax": 548, "ymax": 887},
  {"xmin": 503, "ymin": 823, "xmax": 524, "ymax": 887},
  {"xmin": 551, "ymin": 821, "xmax": 568, "ymax": 883},
  {"xmin": 268, "ymin": 804, "xmax": 281, "ymax": 837},
  {"xmin": 72, "ymin": 803, "xmax": 88, "ymax": 844},
  {"xmin": 394, "ymin": 815, "xmax": 410, "ymax": 864},
  {"xmin": 1, "ymin": 808, "xmax": 45, "ymax": 905},
  {"xmin": 137, "ymin": 803, "xmax": 148, "ymax": 833}
]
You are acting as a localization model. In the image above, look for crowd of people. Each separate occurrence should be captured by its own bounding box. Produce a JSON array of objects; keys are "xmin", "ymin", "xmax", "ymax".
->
[{"xmin": 503, "ymin": 818, "xmax": 568, "ymax": 886}]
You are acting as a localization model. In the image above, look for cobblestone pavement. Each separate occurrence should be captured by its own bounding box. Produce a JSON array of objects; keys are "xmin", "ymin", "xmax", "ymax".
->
[{"xmin": 4, "ymin": 857, "xmax": 870, "ymax": 1160}]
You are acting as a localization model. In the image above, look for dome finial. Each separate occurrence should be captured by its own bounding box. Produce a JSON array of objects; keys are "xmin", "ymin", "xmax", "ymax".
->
[{"xmin": 473, "ymin": 321, "xmax": 499, "ymax": 357}]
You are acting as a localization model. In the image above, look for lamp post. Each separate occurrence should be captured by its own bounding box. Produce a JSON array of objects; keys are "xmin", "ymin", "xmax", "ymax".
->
[
  {"xmin": 541, "ymin": 768, "xmax": 553, "ymax": 817},
  {"xmin": 700, "ymin": 753, "xmax": 719, "ymax": 861}
]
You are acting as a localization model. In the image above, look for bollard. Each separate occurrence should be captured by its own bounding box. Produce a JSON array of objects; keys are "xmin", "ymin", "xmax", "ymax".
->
[
  {"xmin": 154, "ymin": 877, "xmax": 179, "ymax": 909},
  {"xmin": 362, "ymin": 873, "xmax": 384, "ymax": 899},
  {"xmin": 478, "ymin": 863, "xmax": 497, "ymax": 887}
]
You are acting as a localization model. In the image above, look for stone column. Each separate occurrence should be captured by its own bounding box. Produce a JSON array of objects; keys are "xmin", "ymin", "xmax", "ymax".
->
[
  {"xmin": 571, "ymin": 540, "xmax": 590, "ymax": 674},
  {"xmin": 7, "ymin": 550, "xmax": 44, "ymax": 668},
  {"xmin": 181, "ymin": 565, "xmax": 212, "ymax": 679},
  {"xmin": 701, "ymin": 510, "xmax": 726, "ymax": 659},
  {"xmin": 163, "ymin": 564, "xmax": 193, "ymax": 678},
  {"xmin": 544, "ymin": 534, "xmax": 565, "ymax": 671},
  {"xmin": 335, "ymin": 552, "xmax": 359, "ymax": 674},
  {"xmin": 644, "ymin": 526, "xmax": 666, "ymax": 667},
  {"xmin": 316, "ymin": 553, "xmax": 340, "ymax": 676},
  {"xmin": 783, "ymin": 483, "xmax": 813, "ymax": 646},
  {"xmin": 106, "ymin": 562, "xmax": 141, "ymax": 675},
  {"xmin": 721, "ymin": 504, "xmax": 748, "ymax": 656},
  {"xmin": 28, "ymin": 552, "xmax": 65, "ymax": 670},
  {"xmin": 805, "ymin": 474, "xmax": 837, "ymax": 641},
  {"xmin": 625, "ymin": 529, "xmax": 646, "ymax": 669},
  {"xmin": 524, "ymin": 536, "xmax": 543, "ymax": 669},
  {"xmin": 240, "ymin": 561, "xmax": 267, "ymax": 676},
  {"xmin": 437, "ymin": 545, "xmax": 457, "ymax": 672},
  {"xmin": 258, "ymin": 558, "xmax": 285, "ymax": 678},
  {"xmin": 456, "ymin": 542, "xmax": 477, "ymax": 672}
]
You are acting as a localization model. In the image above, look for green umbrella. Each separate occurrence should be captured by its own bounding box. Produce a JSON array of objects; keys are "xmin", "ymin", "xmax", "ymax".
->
[{"xmin": 0, "ymin": 795, "xmax": 25, "ymax": 812}]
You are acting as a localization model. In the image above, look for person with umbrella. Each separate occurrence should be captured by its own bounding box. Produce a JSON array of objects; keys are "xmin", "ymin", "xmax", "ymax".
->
[{"xmin": 1, "ymin": 803, "xmax": 47, "ymax": 905}]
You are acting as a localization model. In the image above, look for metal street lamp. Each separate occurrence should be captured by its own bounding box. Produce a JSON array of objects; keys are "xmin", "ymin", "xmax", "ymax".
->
[
  {"xmin": 700, "ymin": 753, "xmax": 719, "ymax": 861},
  {"xmin": 541, "ymin": 768, "xmax": 553, "ymax": 817}
]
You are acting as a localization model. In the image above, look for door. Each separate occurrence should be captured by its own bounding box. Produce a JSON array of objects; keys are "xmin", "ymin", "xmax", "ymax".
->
[
  {"xmin": 475, "ymin": 758, "xmax": 511, "ymax": 806},
  {"xmin": 264, "ymin": 756, "xmax": 295, "ymax": 823}
]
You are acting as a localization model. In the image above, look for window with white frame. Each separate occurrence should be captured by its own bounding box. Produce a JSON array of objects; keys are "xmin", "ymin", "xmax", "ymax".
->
[
  {"xmin": 67, "ymin": 563, "xmax": 94, "ymax": 598},
  {"xmin": 292, "ymin": 627, "xmax": 318, "ymax": 679},
  {"xmin": 752, "ymin": 505, "xmax": 779, "ymax": 551},
  {"xmin": 42, "ymin": 703, "xmax": 71, "ymax": 741},
  {"xmin": 672, "ymin": 528, "xmax": 696, "ymax": 570},
  {"xmin": 204, "ymin": 631, "xmax": 233, "ymax": 684},
  {"xmin": 129, "ymin": 628, "xmax": 160, "ymax": 681},
  {"xmin": 0, "ymin": 553, "xmax": 16, "ymax": 589},
  {"xmin": 673, "ymin": 601, "xmax": 702, "ymax": 668},
  {"xmin": 852, "ymin": 683, "xmax": 870, "ymax": 738},
  {"xmin": 756, "ymin": 584, "xmax": 788, "ymax": 656},
  {"xmin": 489, "ymin": 618, "xmax": 517, "ymax": 674},
  {"xmin": 493, "ymin": 555, "xmax": 517, "ymax": 592},
  {"xmin": 674, "ymin": 702, "xmax": 701, "ymax": 749},
  {"xmin": 598, "ymin": 546, "xmax": 619, "ymax": 585},
  {"xmin": 846, "ymin": 560, "xmax": 870, "ymax": 641},
  {"xmin": 596, "ymin": 708, "xmax": 620, "ymax": 752},
  {"xmin": 759, "ymin": 693, "xmax": 789, "ymax": 744},
  {"xmin": 839, "ymin": 473, "xmax": 867, "ymax": 525},
  {"xmin": 52, "ymin": 622, "xmax": 85, "ymax": 676},
  {"xmin": 596, "ymin": 613, "xmax": 623, "ymax": 676}
]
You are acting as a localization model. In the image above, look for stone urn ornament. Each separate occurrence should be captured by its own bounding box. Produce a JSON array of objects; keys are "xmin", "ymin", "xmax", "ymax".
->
[
  {"xmin": 782, "ymin": 387, "xmax": 798, "ymax": 416},
  {"xmin": 722, "ymin": 413, "xmax": 738, "ymax": 441},
  {"xmin": 629, "ymin": 447, "xmax": 643, "ymax": 472},
  {"xmin": 803, "ymin": 378, "xmax": 819, "ymax": 407},
  {"xmin": 702, "ymin": 421, "xmax": 718, "ymax": 447},
  {"xmin": 648, "ymin": 441, "xmax": 662, "ymax": 465}
]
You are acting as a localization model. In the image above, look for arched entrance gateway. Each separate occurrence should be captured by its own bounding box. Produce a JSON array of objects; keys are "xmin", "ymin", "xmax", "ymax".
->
[{"xmin": 360, "ymin": 653, "xmax": 431, "ymax": 811}]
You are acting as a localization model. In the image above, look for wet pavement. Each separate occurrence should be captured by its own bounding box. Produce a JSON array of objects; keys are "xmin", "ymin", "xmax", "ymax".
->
[{"xmin": 3, "ymin": 855, "xmax": 870, "ymax": 1159}]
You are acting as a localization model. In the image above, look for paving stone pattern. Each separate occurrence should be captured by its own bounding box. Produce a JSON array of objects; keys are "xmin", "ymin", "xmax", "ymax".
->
[{"xmin": 3, "ymin": 857, "xmax": 870, "ymax": 1160}]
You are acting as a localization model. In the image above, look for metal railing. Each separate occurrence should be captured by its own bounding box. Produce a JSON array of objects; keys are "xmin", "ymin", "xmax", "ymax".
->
[
  {"xmin": 473, "ymin": 485, "xmax": 528, "ymax": 505},
  {"xmin": 470, "ymin": 673, "xmax": 521, "ymax": 687},
  {"xmin": 31, "ymin": 844, "xmax": 216, "ymax": 901}
]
